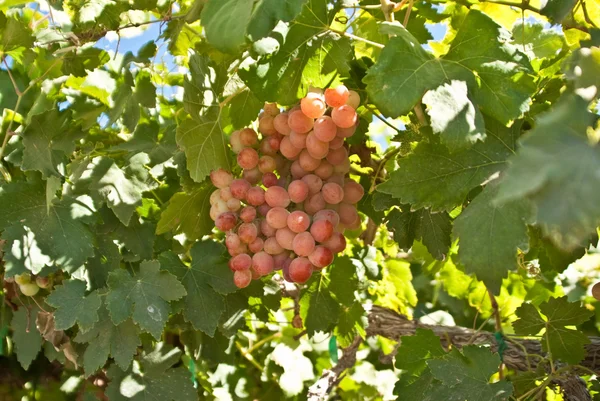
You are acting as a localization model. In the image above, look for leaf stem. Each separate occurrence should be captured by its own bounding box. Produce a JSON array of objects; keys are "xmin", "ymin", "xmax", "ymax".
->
[
  {"xmin": 369, "ymin": 146, "xmax": 401, "ymax": 193},
  {"xmin": 327, "ymin": 27, "xmax": 385, "ymax": 49},
  {"xmin": 246, "ymin": 332, "xmax": 282, "ymax": 354},
  {"xmin": 402, "ymin": 0, "xmax": 414, "ymax": 26}
]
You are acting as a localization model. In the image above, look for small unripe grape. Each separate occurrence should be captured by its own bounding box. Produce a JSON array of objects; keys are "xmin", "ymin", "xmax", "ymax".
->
[
  {"xmin": 306, "ymin": 132, "xmax": 329, "ymax": 159},
  {"xmin": 266, "ymin": 207, "xmax": 290, "ymax": 229},
  {"xmin": 240, "ymin": 206, "xmax": 257, "ymax": 223},
  {"xmin": 293, "ymin": 231, "xmax": 316, "ymax": 256},
  {"xmin": 210, "ymin": 168, "xmax": 233, "ymax": 189},
  {"xmin": 302, "ymin": 174, "xmax": 323, "ymax": 195},
  {"xmin": 234, "ymin": 270, "xmax": 252, "ymax": 288},
  {"xmin": 230, "ymin": 253, "xmax": 252, "ymax": 271},
  {"xmin": 210, "ymin": 189, "xmax": 221, "ymax": 205},
  {"xmin": 300, "ymin": 93, "xmax": 326, "ymax": 119},
  {"xmin": 304, "ymin": 193, "xmax": 326, "ymax": 215},
  {"xmin": 313, "ymin": 209, "xmax": 340, "ymax": 226},
  {"xmin": 15, "ymin": 273, "xmax": 31, "ymax": 285},
  {"xmin": 343, "ymin": 181, "xmax": 365, "ymax": 204},
  {"xmin": 339, "ymin": 203, "xmax": 358, "ymax": 225},
  {"xmin": 332, "ymin": 105, "xmax": 357, "ymax": 128},
  {"xmin": 262, "ymin": 172, "xmax": 278, "ymax": 188},
  {"xmin": 288, "ymin": 180, "xmax": 309, "ymax": 203},
  {"xmin": 329, "ymin": 136, "xmax": 344, "ymax": 150},
  {"xmin": 276, "ymin": 227, "xmax": 296, "ymax": 250},
  {"xmin": 309, "ymin": 246, "xmax": 334, "ymax": 268},
  {"xmin": 226, "ymin": 233, "xmax": 241, "ymax": 249},
  {"xmin": 310, "ymin": 219, "xmax": 334, "ymax": 242},
  {"xmin": 258, "ymin": 203, "xmax": 271, "ymax": 217},
  {"xmin": 287, "ymin": 211, "xmax": 310, "ymax": 233},
  {"xmin": 238, "ymin": 148, "xmax": 259, "ymax": 170},
  {"xmin": 230, "ymin": 130, "xmax": 244, "ymax": 153},
  {"xmin": 336, "ymin": 124, "xmax": 357, "ymax": 138},
  {"xmin": 313, "ymin": 116, "xmax": 337, "ymax": 142},
  {"xmin": 289, "ymin": 130, "xmax": 308, "ymax": 149},
  {"xmin": 265, "ymin": 186, "xmax": 291, "ymax": 208},
  {"xmin": 274, "ymin": 112, "xmax": 291, "ymax": 135},
  {"xmin": 252, "ymin": 252, "xmax": 275, "ymax": 276},
  {"xmin": 346, "ymin": 90, "xmax": 361, "ymax": 109},
  {"xmin": 314, "ymin": 160, "xmax": 334, "ymax": 180},
  {"xmin": 291, "ymin": 160, "xmax": 308, "ymax": 179},
  {"xmin": 288, "ymin": 257, "xmax": 314, "ymax": 283},
  {"xmin": 36, "ymin": 276, "xmax": 52, "ymax": 289},
  {"xmin": 220, "ymin": 187, "xmax": 233, "ymax": 201},
  {"xmin": 264, "ymin": 237, "xmax": 284, "ymax": 255},
  {"xmin": 216, "ymin": 212, "xmax": 237, "ymax": 231},
  {"xmin": 264, "ymin": 102, "xmax": 280, "ymax": 117},
  {"xmin": 261, "ymin": 218, "xmax": 277, "ymax": 237},
  {"xmin": 238, "ymin": 129, "xmax": 257, "ymax": 147},
  {"xmin": 231, "ymin": 179, "xmax": 251, "ymax": 200},
  {"xmin": 299, "ymin": 149, "xmax": 321, "ymax": 172},
  {"xmin": 322, "ymin": 182, "xmax": 344, "ymax": 204},
  {"xmin": 227, "ymin": 198, "xmax": 241, "ymax": 211},
  {"xmin": 288, "ymin": 110, "xmax": 314, "ymax": 134},
  {"xmin": 324, "ymin": 85, "xmax": 350, "ymax": 107},
  {"xmin": 239, "ymin": 222, "xmax": 259, "ymax": 243},
  {"xmin": 258, "ymin": 155, "xmax": 276, "ymax": 173},
  {"xmin": 259, "ymin": 116, "xmax": 278, "ymax": 136},
  {"xmin": 323, "ymin": 232, "xmax": 346, "ymax": 253},
  {"xmin": 280, "ymin": 136, "xmax": 302, "ymax": 159},
  {"xmin": 20, "ymin": 282, "xmax": 40, "ymax": 296},
  {"xmin": 326, "ymin": 146, "xmax": 348, "ymax": 166},
  {"xmin": 246, "ymin": 186, "xmax": 266, "ymax": 206},
  {"xmin": 249, "ymin": 237, "xmax": 264, "ymax": 253}
]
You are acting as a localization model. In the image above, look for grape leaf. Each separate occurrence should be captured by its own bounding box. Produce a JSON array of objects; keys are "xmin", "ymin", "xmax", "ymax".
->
[
  {"xmin": 0, "ymin": 11, "xmax": 33, "ymax": 53},
  {"xmin": 134, "ymin": 70, "xmax": 155, "ymax": 108},
  {"xmin": 378, "ymin": 118, "xmax": 520, "ymax": 211},
  {"xmin": 512, "ymin": 21, "xmax": 565, "ymax": 60},
  {"xmin": 225, "ymin": 89, "xmax": 263, "ymax": 129},
  {"xmin": 453, "ymin": 181, "xmax": 533, "ymax": 294},
  {"xmin": 11, "ymin": 306, "xmax": 43, "ymax": 370},
  {"xmin": 62, "ymin": 46, "xmax": 110, "ymax": 77},
  {"xmin": 111, "ymin": 121, "xmax": 177, "ymax": 166},
  {"xmin": 247, "ymin": 0, "xmax": 307, "ymax": 40},
  {"xmin": 156, "ymin": 184, "xmax": 213, "ymax": 241},
  {"xmin": 114, "ymin": 219, "xmax": 155, "ymax": 262},
  {"xmin": 74, "ymin": 305, "xmax": 141, "ymax": 375},
  {"xmin": 106, "ymin": 260, "xmax": 186, "ymax": 339},
  {"xmin": 395, "ymin": 328, "xmax": 445, "ymax": 373},
  {"xmin": 183, "ymin": 54, "xmax": 227, "ymax": 119},
  {"xmin": 46, "ymin": 280, "xmax": 102, "ymax": 332},
  {"xmin": 328, "ymin": 256, "xmax": 358, "ymax": 307},
  {"xmin": 386, "ymin": 207, "xmax": 452, "ymax": 260},
  {"xmin": 159, "ymin": 241, "xmax": 237, "ymax": 336},
  {"xmin": 300, "ymin": 275, "xmax": 340, "ymax": 336},
  {"xmin": 495, "ymin": 94, "xmax": 600, "ymax": 250},
  {"xmin": 201, "ymin": 0, "xmax": 253, "ymax": 54},
  {"xmin": 540, "ymin": 0, "xmax": 578, "ymax": 23},
  {"xmin": 335, "ymin": 302, "xmax": 364, "ymax": 347},
  {"xmin": 513, "ymin": 297, "xmax": 593, "ymax": 364},
  {"xmin": 85, "ymin": 234, "xmax": 121, "ymax": 290}
]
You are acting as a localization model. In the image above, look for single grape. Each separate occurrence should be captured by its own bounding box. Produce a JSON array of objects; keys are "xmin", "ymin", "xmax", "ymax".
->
[
  {"xmin": 322, "ymin": 182, "xmax": 344, "ymax": 204},
  {"xmin": 310, "ymin": 218, "xmax": 334, "ymax": 243},
  {"xmin": 314, "ymin": 160, "xmax": 334, "ymax": 180},
  {"xmin": 346, "ymin": 90, "xmax": 361, "ymax": 109},
  {"xmin": 233, "ymin": 269, "xmax": 252, "ymax": 288},
  {"xmin": 228, "ymin": 242, "xmax": 248, "ymax": 257},
  {"xmin": 237, "ymin": 148, "xmax": 259, "ymax": 170},
  {"xmin": 20, "ymin": 282, "xmax": 40, "ymax": 296},
  {"xmin": 230, "ymin": 253, "xmax": 252, "ymax": 271},
  {"xmin": 264, "ymin": 102, "xmax": 280, "ymax": 117},
  {"xmin": 14, "ymin": 273, "xmax": 31, "ymax": 285},
  {"xmin": 265, "ymin": 186, "xmax": 291, "ymax": 208},
  {"xmin": 299, "ymin": 149, "xmax": 321, "ymax": 171},
  {"xmin": 258, "ymin": 203, "xmax": 271, "ymax": 217},
  {"xmin": 268, "ymin": 135, "xmax": 281, "ymax": 151},
  {"xmin": 346, "ymin": 214, "xmax": 362, "ymax": 231},
  {"xmin": 291, "ymin": 160, "xmax": 308, "ymax": 179},
  {"xmin": 238, "ymin": 222, "xmax": 259, "ymax": 243},
  {"xmin": 343, "ymin": 181, "xmax": 365, "ymax": 204},
  {"xmin": 220, "ymin": 187, "xmax": 233, "ymax": 201},
  {"xmin": 262, "ymin": 172, "xmax": 278, "ymax": 188},
  {"xmin": 282, "ymin": 260, "xmax": 293, "ymax": 282},
  {"xmin": 288, "ymin": 180, "xmax": 309, "ymax": 203},
  {"xmin": 306, "ymin": 132, "xmax": 329, "ymax": 159},
  {"xmin": 313, "ymin": 116, "xmax": 337, "ymax": 142},
  {"xmin": 230, "ymin": 130, "xmax": 244, "ymax": 153},
  {"xmin": 276, "ymin": 227, "xmax": 297, "ymax": 250},
  {"xmin": 240, "ymin": 128, "xmax": 259, "ymax": 147},
  {"xmin": 274, "ymin": 112, "xmax": 292, "ymax": 135},
  {"xmin": 246, "ymin": 186, "xmax": 266, "ymax": 206},
  {"xmin": 273, "ymin": 251, "xmax": 290, "ymax": 270},
  {"xmin": 313, "ymin": 209, "xmax": 340, "ymax": 226},
  {"xmin": 260, "ymin": 218, "xmax": 277, "ymax": 237},
  {"xmin": 288, "ymin": 257, "xmax": 314, "ymax": 283},
  {"xmin": 226, "ymin": 232, "xmax": 241, "ymax": 249},
  {"xmin": 259, "ymin": 116, "xmax": 278, "ymax": 136},
  {"xmin": 288, "ymin": 110, "xmax": 314, "ymax": 134},
  {"xmin": 36, "ymin": 276, "xmax": 53, "ymax": 289},
  {"xmin": 210, "ymin": 168, "xmax": 233, "ymax": 188},
  {"xmin": 336, "ymin": 124, "xmax": 357, "ymax": 138},
  {"xmin": 323, "ymin": 232, "xmax": 346, "ymax": 253},
  {"xmin": 252, "ymin": 252, "xmax": 275, "ymax": 276},
  {"xmin": 289, "ymin": 130, "xmax": 308, "ymax": 149},
  {"xmin": 214, "ymin": 199, "xmax": 229, "ymax": 215},
  {"xmin": 260, "ymin": 138, "xmax": 277, "ymax": 156},
  {"xmin": 258, "ymin": 155, "xmax": 276, "ymax": 173},
  {"xmin": 210, "ymin": 205, "xmax": 220, "ymax": 221},
  {"xmin": 280, "ymin": 136, "xmax": 302, "ymax": 159},
  {"xmin": 304, "ymin": 193, "xmax": 326, "ymax": 215},
  {"xmin": 292, "ymin": 231, "xmax": 316, "ymax": 256},
  {"xmin": 324, "ymin": 85, "xmax": 350, "ymax": 107},
  {"xmin": 287, "ymin": 210, "xmax": 310, "ymax": 233},
  {"xmin": 264, "ymin": 237, "xmax": 285, "ymax": 255},
  {"xmin": 249, "ymin": 237, "xmax": 265, "ymax": 253},
  {"xmin": 326, "ymin": 146, "xmax": 348, "ymax": 166},
  {"xmin": 302, "ymin": 174, "xmax": 323, "ymax": 195},
  {"xmin": 227, "ymin": 198, "xmax": 241, "ymax": 211},
  {"xmin": 329, "ymin": 136, "xmax": 344, "ymax": 150},
  {"xmin": 240, "ymin": 206, "xmax": 257, "ymax": 223},
  {"xmin": 339, "ymin": 203, "xmax": 358, "ymax": 225},
  {"xmin": 333, "ymin": 158, "xmax": 350, "ymax": 174},
  {"xmin": 592, "ymin": 282, "xmax": 600, "ymax": 301},
  {"xmin": 210, "ymin": 189, "xmax": 221, "ymax": 205},
  {"xmin": 215, "ymin": 212, "xmax": 237, "ymax": 231},
  {"xmin": 266, "ymin": 207, "xmax": 290, "ymax": 229},
  {"xmin": 309, "ymin": 246, "xmax": 334, "ymax": 268},
  {"xmin": 332, "ymin": 105, "xmax": 358, "ymax": 128},
  {"xmin": 300, "ymin": 93, "xmax": 326, "ymax": 119}
]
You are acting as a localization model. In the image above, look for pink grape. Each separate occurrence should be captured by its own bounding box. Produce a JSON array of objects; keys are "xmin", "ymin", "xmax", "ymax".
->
[
  {"xmin": 309, "ymin": 246, "xmax": 334, "ymax": 268},
  {"xmin": 210, "ymin": 189, "xmax": 221, "ymax": 205},
  {"xmin": 246, "ymin": 186, "xmax": 266, "ymax": 206},
  {"xmin": 262, "ymin": 172, "xmax": 278, "ymax": 188},
  {"xmin": 346, "ymin": 215, "xmax": 362, "ymax": 230},
  {"xmin": 238, "ymin": 222, "xmax": 258, "ymax": 243},
  {"xmin": 274, "ymin": 112, "xmax": 291, "ymax": 135},
  {"xmin": 264, "ymin": 102, "xmax": 280, "ymax": 117},
  {"xmin": 322, "ymin": 182, "xmax": 344, "ymax": 204},
  {"xmin": 310, "ymin": 219, "xmax": 334, "ymax": 242},
  {"xmin": 264, "ymin": 237, "xmax": 284, "ymax": 255},
  {"xmin": 243, "ymin": 168, "xmax": 262, "ymax": 185},
  {"xmin": 288, "ymin": 110, "xmax": 314, "ymax": 133},
  {"xmin": 237, "ymin": 148, "xmax": 259, "ymax": 169},
  {"xmin": 265, "ymin": 186, "xmax": 291, "ymax": 208},
  {"xmin": 280, "ymin": 136, "xmax": 302, "ymax": 159},
  {"xmin": 282, "ymin": 261, "xmax": 293, "ymax": 282},
  {"xmin": 214, "ymin": 199, "xmax": 229, "ymax": 215},
  {"xmin": 230, "ymin": 130, "xmax": 244, "ymax": 153},
  {"xmin": 258, "ymin": 155, "xmax": 276, "ymax": 173},
  {"xmin": 252, "ymin": 252, "xmax": 274, "ymax": 276},
  {"xmin": 323, "ymin": 232, "xmax": 346, "ymax": 253},
  {"xmin": 289, "ymin": 130, "xmax": 308, "ymax": 149},
  {"xmin": 230, "ymin": 253, "xmax": 252, "ymax": 271},
  {"xmin": 293, "ymin": 231, "xmax": 316, "ymax": 256},
  {"xmin": 240, "ymin": 206, "xmax": 257, "ymax": 223},
  {"xmin": 216, "ymin": 212, "xmax": 237, "ymax": 231},
  {"xmin": 343, "ymin": 181, "xmax": 364, "ymax": 204},
  {"xmin": 314, "ymin": 160, "xmax": 334, "ymax": 180},
  {"xmin": 346, "ymin": 90, "xmax": 361, "ymax": 109},
  {"xmin": 227, "ymin": 198, "xmax": 241, "ymax": 211},
  {"xmin": 291, "ymin": 160, "xmax": 308, "ymax": 179},
  {"xmin": 268, "ymin": 135, "xmax": 281, "ymax": 151},
  {"xmin": 276, "ymin": 227, "xmax": 296, "ymax": 250},
  {"xmin": 220, "ymin": 187, "xmax": 233, "ymax": 201},
  {"xmin": 273, "ymin": 251, "xmax": 290, "ymax": 270},
  {"xmin": 249, "ymin": 237, "xmax": 265, "ymax": 253},
  {"xmin": 299, "ymin": 149, "xmax": 321, "ymax": 171},
  {"xmin": 210, "ymin": 168, "xmax": 233, "ymax": 188},
  {"xmin": 240, "ymin": 128, "xmax": 258, "ymax": 147},
  {"xmin": 260, "ymin": 138, "xmax": 277, "ymax": 155},
  {"xmin": 304, "ymin": 193, "xmax": 326, "ymax": 215},
  {"xmin": 336, "ymin": 124, "xmax": 357, "ymax": 138},
  {"xmin": 234, "ymin": 270, "xmax": 252, "ymax": 288},
  {"xmin": 302, "ymin": 174, "xmax": 323, "ymax": 195},
  {"xmin": 339, "ymin": 203, "xmax": 358, "ymax": 225},
  {"xmin": 228, "ymin": 242, "xmax": 248, "ymax": 257},
  {"xmin": 327, "ymin": 174, "xmax": 345, "ymax": 186},
  {"xmin": 266, "ymin": 207, "xmax": 290, "ymax": 229},
  {"xmin": 259, "ymin": 116, "xmax": 278, "ymax": 136},
  {"xmin": 333, "ymin": 159, "xmax": 350, "ymax": 175},
  {"xmin": 260, "ymin": 219, "xmax": 277, "ymax": 237},
  {"xmin": 306, "ymin": 132, "xmax": 329, "ymax": 159},
  {"xmin": 226, "ymin": 233, "xmax": 241, "ymax": 249},
  {"xmin": 300, "ymin": 93, "xmax": 326, "ymax": 119},
  {"xmin": 329, "ymin": 136, "xmax": 344, "ymax": 150},
  {"xmin": 288, "ymin": 180, "xmax": 309, "ymax": 203},
  {"xmin": 257, "ymin": 203, "xmax": 271, "ymax": 216},
  {"xmin": 288, "ymin": 257, "xmax": 314, "ymax": 283},
  {"xmin": 326, "ymin": 146, "xmax": 348, "ymax": 166},
  {"xmin": 324, "ymin": 85, "xmax": 349, "ymax": 107},
  {"xmin": 287, "ymin": 210, "xmax": 310, "ymax": 233},
  {"xmin": 313, "ymin": 209, "xmax": 340, "ymax": 226},
  {"xmin": 210, "ymin": 206, "xmax": 220, "ymax": 221},
  {"xmin": 313, "ymin": 116, "xmax": 337, "ymax": 142},
  {"xmin": 332, "ymin": 105, "xmax": 357, "ymax": 128}
]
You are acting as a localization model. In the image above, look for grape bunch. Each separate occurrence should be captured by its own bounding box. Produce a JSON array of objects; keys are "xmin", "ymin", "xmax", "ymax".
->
[{"xmin": 209, "ymin": 85, "xmax": 364, "ymax": 288}]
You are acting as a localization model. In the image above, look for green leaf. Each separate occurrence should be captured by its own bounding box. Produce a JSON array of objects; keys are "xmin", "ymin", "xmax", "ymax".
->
[
  {"xmin": 46, "ymin": 280, "xmax": 102, "ymax": 332},
  {"xmin": 156, "ymin": 184, "xmax": 213, "ymax": 241},
  {"xmin": 111, "ymin": 121, "xmax": 177, "ymax": 166},
  {"xmin": 378, "ymin": 118, "xmax": 520, "ymax": 211},
  {"xmin": 226, "ymin": 89, "xmax": 263, "ymax": 129},
  {"xmin": 0, "ymin": 12, "xmax": 34, "ymax": 53},
  {"xmin": 386, "ymin": 207, "xmax": 452, "ymax": 260},
  {"xmin": 62, "ymin": 46, "xmax": 110, "ymax": 77},
  {"xmin": 247, "ymin": 0, "xmax": 307, "ymax": 40},
  {"xmin": 328, "ymin": 256, "xmax": 358, "ymax": 307},
  {"xmin": 85, "ymin": 233, "xmax": 121, "ymax": 290},
  {"xmin": 427, "ymin": 346, "xmax": 513, "ymax": 401},
  {"xmin": 114, "ymin": 219, "xmax": 156, "ymax": 262},
  {"xmin": 11, "ymin": 306, "xmax": 43, "ymax": 370},
  {"xmin": 423, "ymin": 80, "xmax": 486, "ymax": 151},
  {"xmin": 512, "ymin": 22, "xmax": 565, "ymax": 60},
  {"xmin": 453, "ymin": 182, "xmax": 533, "ymax": 294},
  {"xmin": 375, "ymin": 259, "xmax": 417, "ymax": 314},
  {"xmin": 564, "ymin": 47, "xmax": 600, "ymax": 93},
  {"xmin": 160, "ymin": 241, "xmax": 236, "ymax": 336},
  {"xmin": 183, "ymin": 54, "xmax": 227, "ymax": 119},
  {"xmin": 512, "ymin": 303, "xmax": 546, "ymax": 335},
  {"xmin": 134, "ymin": 70, "xmax": 156, "ymax": 108},
  {"xmin": 74, "ymin": 305, "xmax": 141, "ymax": 375},
  {"xmin": 495, "ymin": 94, "xmax": 600, "ymax": 250},
  {"xmin": 395, "ymin": 328, "xmax": 445, "ymax": 373},
  {"xmin": 201, "ymin": 0, "xmax": 253, "ymax": 53},
  {"xmin": 106, "ymin": 260, "xmax": 186, "ymax": 339},
  {"xmin": 300, "ymin": 275, "xmax": 340, "ymax": 336},
  {"xmin": 540, "ymin": 0, "xmax": 578, "ymax": 23},
  {"xmin": 335, "ymin": 302, "xmax": 364, "ymax": 347}
]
